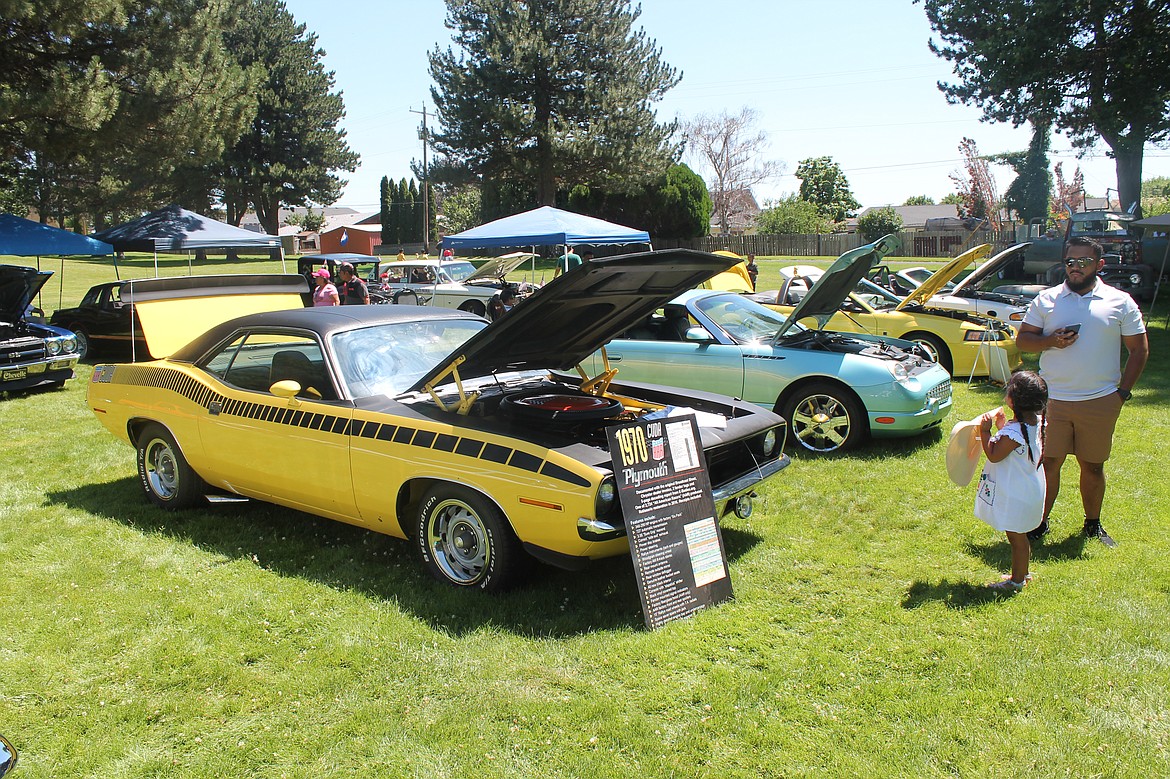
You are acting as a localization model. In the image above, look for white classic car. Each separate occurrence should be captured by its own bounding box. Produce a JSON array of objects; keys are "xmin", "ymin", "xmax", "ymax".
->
[{"xmin": 377, "ymin": 256, "xmax": 539, "ymax": 316}]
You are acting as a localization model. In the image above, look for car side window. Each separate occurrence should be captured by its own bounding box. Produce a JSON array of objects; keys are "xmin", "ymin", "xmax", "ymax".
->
[{"xmin": 203, "ymin": 332, "xmax": 336, "ymax": 400}]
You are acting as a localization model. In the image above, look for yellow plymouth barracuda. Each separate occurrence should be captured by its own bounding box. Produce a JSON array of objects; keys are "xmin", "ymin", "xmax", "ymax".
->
[{"xmin": 87, "ymin": 252, "xmax": 790, "ymax": 591}]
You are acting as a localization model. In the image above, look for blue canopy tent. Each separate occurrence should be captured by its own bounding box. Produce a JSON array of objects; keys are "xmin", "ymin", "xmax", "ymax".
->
[
  {"xmin": 92, "ymin": 204, "xmax": 282, "ymax": 276},
  {"xmin": 440, "ymin": 206, "xmax": 650, "ymax": 251},
  {"xmin": 440, "ymin": 206, "xmax": 650, "ymax": 283},
  {"xmin": 0, "ymin": 213, "xmax": 114, "ymax": 310}
]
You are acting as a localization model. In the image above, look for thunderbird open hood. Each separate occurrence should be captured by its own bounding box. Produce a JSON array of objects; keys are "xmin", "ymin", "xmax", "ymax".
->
[
  {"xmin": 124, "ymin": 274, "xmax": 309, "ymax": 358},
  {"xmin": 408, "ymin": 249, "xmax": 736, "ymax": 391},
  {"xmin": 895, "ymin": 244, "xmax": 991, "ymax": 310},
  {"xmin": 464, "ymin": 255, "xmax": 532, "ymax": 282},
  {"xmin": 776, "ymin": 234, "xmax": 900, "ymax": 338},
  {"xmin": 0, "ymin": 264, "xmax": 51, "ymax": 323},
  {"xmin": 949, "ymin": 243, "xmax": 1032, "ymax": 295}
]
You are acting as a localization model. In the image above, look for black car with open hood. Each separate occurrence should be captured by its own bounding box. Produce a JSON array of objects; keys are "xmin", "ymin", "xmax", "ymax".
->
[{"xmin": 0, "ymin": 264, "xmax": 80, "ymax": 393}]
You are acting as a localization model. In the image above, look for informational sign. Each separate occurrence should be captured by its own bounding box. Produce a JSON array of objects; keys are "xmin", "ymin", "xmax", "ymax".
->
[{"xmin": 607, "ymin": 413, "xmax": 733, "ymax": 630}]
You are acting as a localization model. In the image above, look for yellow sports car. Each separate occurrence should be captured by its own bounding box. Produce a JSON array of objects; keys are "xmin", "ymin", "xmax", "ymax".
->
[
  {"xmin": 750, "ymin": 239, "xmax": 1019, "ymax": 378},
  {"xmin": 86, "ymin": 252, "xmax": 789, "ymax": 591}
]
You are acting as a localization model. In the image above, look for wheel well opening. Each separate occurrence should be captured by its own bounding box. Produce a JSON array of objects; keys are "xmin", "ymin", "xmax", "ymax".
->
[
  {"xmin": 397, "ymin": 479, "xmax": 513, "ymax": 539},
  {"xmin": 775, "ymin": 379, "xmax": 870, "ymax": 433}
]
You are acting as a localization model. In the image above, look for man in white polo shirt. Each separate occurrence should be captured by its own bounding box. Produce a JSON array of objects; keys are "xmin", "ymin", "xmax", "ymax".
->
[{"xmin": 1016, "ymin": 237, "xmax": 1148, "ymax": 547}]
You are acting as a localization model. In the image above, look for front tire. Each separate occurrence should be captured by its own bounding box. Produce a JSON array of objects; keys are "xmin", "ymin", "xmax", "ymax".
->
[
  {"xmin": 71, "ymin": 326, "xmax": 90, "ymax": 360},
  {"xmin": 135, "ymin": 424, "xmax": 206, "ymax": 510},
  {"xmin": 416, "ymin": 484, "xmax": 526, "ymax": 591},
  {"xmin": 779, "ymin": 383, "xmax": 866, "ymax": 454}
]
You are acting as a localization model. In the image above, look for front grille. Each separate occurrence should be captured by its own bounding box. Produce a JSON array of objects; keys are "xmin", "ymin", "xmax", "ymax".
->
[
  {"xmin": 704, "ymin": 434, "xmax": 775, "ymax": 489},
  {"xmin": 928, "ymin": 379, "xmax": 952, "ymax": 403},
  {"xmin": 0, "ymin": 336, "xmax": 47, "ymax": 367}
]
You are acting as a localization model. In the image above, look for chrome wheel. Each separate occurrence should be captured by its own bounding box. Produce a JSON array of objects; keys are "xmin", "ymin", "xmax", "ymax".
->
[
  {"xmin": 416, "ymin": 484, "xmax": 526, "ymax": 591},
  {"xmin": 780, "ymin": 383, "xmax": 865, "ymax": 454},
  {"xmin": 143, "ymin": 436, "xmax": 180, "ymax": 500},
  {"xmin": 426, "ymin": 498, "xmax": 489, "ymax": 585}
]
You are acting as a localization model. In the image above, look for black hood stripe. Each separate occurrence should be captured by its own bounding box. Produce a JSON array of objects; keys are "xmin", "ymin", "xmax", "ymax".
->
[{"xmin": 105, "ymin": 365, "xmax": 592, "ymax": 490}]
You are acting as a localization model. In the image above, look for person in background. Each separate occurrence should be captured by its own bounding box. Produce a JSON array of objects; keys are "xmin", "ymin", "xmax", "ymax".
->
[
  {"xmin": 311, "ymin": 268, "xmax": 339, "ymax": 307},
  {"xmin": 487, "ymin": 287, "xmax": 518, "ymax": 321},
  {"xmin": 745, "ymin": 254, "xmax": 759, "ymax": 289},
  {"xmin": 397, "ymin": 248, "xmax": 406, "ymax": 261},
  {"xmin": 337, "ymin": 262, "xmax": 369, "ymax": 305},
  {"xmin": 1015, "ymin": 236, "xmax": 1148, "ymax": 548},
  {"xmin": 555, "ymin": 246, "xmax": 582, "ymax": 277},
  {"xmin": 974, "ymin": 371, "xmax": 1048, "ymax": 593}
]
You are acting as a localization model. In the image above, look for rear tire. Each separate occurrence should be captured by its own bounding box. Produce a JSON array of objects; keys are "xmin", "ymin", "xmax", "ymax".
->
[
  {"xmin": 416, "ymin": 484, "xmax": 526, "ymax": 591},
  {"xmin": 779, "ymin": 382, "xmax": 866, "ymax": 454},
  {"xmin": 135, "ymin": 423, "xmax": 206, "ymax": 510},
  {"xmin": 905, "ymin": 332, "xmax": 952, "ymax": 374},
  {"xmin": 458, "ymin": 300, "xmax": 487, "ymax": 317}
]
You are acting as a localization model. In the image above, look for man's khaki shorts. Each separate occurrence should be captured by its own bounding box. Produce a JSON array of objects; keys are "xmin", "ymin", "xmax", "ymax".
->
[{"xmin": 1045, "ymin": 394, "xmax": 1125, "ymax": 463}]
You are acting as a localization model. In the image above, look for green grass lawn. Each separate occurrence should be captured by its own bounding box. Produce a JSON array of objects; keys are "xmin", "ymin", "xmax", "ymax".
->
[{"xmin": 2, "ymin": 253, "xmax": 1168, "ymax": 777}]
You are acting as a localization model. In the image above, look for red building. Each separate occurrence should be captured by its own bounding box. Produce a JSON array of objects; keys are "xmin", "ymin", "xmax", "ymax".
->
[{"xmin": 319, "ymin": 223, "xmax": 383, "ymax": 255}]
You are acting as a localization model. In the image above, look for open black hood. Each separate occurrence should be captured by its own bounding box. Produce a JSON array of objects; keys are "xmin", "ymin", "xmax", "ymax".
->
[
  {"xmin": 408, "ymin": 249, "xmax": 736, "ymax": 391},
  {"xmin": 0, "ymin": 265, "xmax": 51, "ymax": 323}
]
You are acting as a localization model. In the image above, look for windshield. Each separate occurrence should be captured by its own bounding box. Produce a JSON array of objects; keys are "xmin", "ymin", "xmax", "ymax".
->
[
  {"xmin": 693, "ymin": 293, "xmax": 803, "ymax": 342},
  {"xmin": 1070, "ymin": 216, "xmax": 1132, "ymax": 237},
  {"xmin": 442, "ymin": 261, "xmax": 477, "ymax": 282},
  {"xmin": 331, "ymin": 319, "xmax": 486, "ymax": 397},
  {"xmin": 852, "ymin": 278, "xmax": 902, "ymax": 310}
]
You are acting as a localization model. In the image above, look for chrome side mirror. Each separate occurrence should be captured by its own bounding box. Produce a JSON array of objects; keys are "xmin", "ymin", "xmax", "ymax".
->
[{"xmin": 0, "ymin": 733, "xmax": 17, "ymax": 777}]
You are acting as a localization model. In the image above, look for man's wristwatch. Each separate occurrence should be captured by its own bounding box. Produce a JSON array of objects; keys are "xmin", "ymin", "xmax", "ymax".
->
[{"xmin": 1118, "ymin": 388, "xmax": 1132, "ymax": 401}]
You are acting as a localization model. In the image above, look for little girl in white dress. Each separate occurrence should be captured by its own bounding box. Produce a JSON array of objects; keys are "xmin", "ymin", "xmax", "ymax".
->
[{"xmin": 976, "ymin": 371, "xmax": 1048, "ymax": 592}]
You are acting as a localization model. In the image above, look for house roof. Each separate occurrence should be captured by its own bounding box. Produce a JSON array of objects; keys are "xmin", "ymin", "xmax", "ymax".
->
[{"xmin": 858, "ymin": 204, "xmax": 959, "ymax": 229}]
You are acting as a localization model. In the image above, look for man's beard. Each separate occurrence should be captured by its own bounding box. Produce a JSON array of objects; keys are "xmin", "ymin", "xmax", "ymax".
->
[{"xmin": 1067, "ymin": 269, "xmax": 1098, "ymax": 293}]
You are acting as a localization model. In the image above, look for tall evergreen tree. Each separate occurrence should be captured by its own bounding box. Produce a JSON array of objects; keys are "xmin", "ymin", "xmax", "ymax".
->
[
  {"xmin": 920, "ymin": 0, "xmax": 1170, "ymax": 216},
  {"xmin": 996, "ymin": 120, "xmax": 1054, "ymax": 224},
  {"xmin": 428, "ymin": 0, "xmax": 682, "ymax": 206},
  {"xmin": 1, "ymin": 0, "xmax": 253, "ymax": 225},
  {"xmin": 380, "ymin": 176, "xmax": 392, "ymax": 244},
  {"xmin": 211, "ymin": 0, "xmax": 358, "ymax": 233}
]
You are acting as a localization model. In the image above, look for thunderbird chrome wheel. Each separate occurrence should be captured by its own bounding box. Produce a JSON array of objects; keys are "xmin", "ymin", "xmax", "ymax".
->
[
  {"xmin": 417, "ymin": 485, "xmax": 525, "ymax": 591},
  {"xmin": 135, "ymin": 424, "xmax": 206, "ymax": 509},
  {"xmin": 780, "ymin": 383, "xmax": 865, "ymax": 454}
]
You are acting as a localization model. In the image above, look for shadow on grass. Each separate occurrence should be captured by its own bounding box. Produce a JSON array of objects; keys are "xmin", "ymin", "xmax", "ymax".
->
[
  {"xmin": 964, "ymin": 532, "xmax": 1088, "ymax": 567},
  {"xmin": 900, "ymin": 578, "xmax": 1014, "ymax": 609},
  {"xmin": 48, "ymin": 477, "xmax": 760, "ymax": 638}
]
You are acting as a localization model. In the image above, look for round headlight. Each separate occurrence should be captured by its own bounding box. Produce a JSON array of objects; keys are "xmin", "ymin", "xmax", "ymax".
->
[
  {"xmin": 762, "ymin": 428, "xmax": 777, "ymax": 457},
  {"xmin": 1129, "ymin": 273, "xmax": 1142, "ymax": 286},
  {"xmin": 46, "ymin": 339, "xmax": 61, "ymax": 355},
  {"xmin": 62, "ymin": 336, "xmax": 77, "ymax": 353},
  {"xmin": 889, "ymin": 361, "xmax": 909, "ymax": 380}
]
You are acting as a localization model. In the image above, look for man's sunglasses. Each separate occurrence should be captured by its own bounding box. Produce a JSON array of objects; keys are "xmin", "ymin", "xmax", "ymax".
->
[{"xmin": 1064, "ymin": 258, "xmax": 1097, "ymax": 268}]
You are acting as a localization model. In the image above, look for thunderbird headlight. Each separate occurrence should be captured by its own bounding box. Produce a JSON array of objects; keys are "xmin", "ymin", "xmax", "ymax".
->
[
  {"xmin": 1009, "ymin": 311, "xmax": 1024, "ymax": 321},
  {"xmin": 596, "ymin": 477, "xmax": 617, "ymax": 518},
  {"xmin": 965, "ymin": 329, "xmax": 1003, "ymax": 342},
  {"xmin": 762, "ymin": 428, "xmax": 777, "ymax": 457},
  {"xmin": 46, "ymin": 338, "xmax": 62, "ymax": 355}
]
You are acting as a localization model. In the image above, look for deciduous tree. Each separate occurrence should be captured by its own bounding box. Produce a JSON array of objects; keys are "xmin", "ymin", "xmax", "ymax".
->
[
  {"xmin": 428, "ymin": 0, "xmax": 681, "ymax": 206},
  {"xmin": 949, "ymin": 137, "xmax": 1001, "ymax": 229},
  {"xmin": 919, "ymin": 0, "xmax": 1170, "ymax": 217},
  {"xmin": 857, "ymin": 207, "xmax": 904, "ymax": 242},
  {"xmin": 796, "ymin": 157, "xmax": 860, "ymax": 223},
  {"xmin": 683, "ymin": 108, "xmax": 784, "ymax": 235},
  {"xmin": 754, "ymin": 195, "xmax": 833, "ymax": 235}
]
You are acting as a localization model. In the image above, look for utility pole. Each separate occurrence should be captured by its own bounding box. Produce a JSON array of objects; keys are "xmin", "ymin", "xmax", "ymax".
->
[{"xmin": 410, "ymin": 104, "xmax": 430, "ymax": 254}]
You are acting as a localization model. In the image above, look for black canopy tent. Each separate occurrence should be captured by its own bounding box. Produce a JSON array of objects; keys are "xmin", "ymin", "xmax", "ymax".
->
[{"xmin": 92, "ymin": 204, "xmax": 282, "ymax": 276}]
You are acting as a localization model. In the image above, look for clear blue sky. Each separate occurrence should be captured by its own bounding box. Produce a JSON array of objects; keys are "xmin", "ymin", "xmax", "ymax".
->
[{"xmin": 282, "ymin": 0, "xmax": 1169, "ymax": 213}]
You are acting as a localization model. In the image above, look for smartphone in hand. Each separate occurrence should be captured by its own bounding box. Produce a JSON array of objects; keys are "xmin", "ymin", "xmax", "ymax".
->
[{"xmin": 1063, "ymin": 323, "xmax": 1082, "ymax": 335}]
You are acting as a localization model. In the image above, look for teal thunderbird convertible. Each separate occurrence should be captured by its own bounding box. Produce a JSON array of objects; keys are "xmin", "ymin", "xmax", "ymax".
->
[{"xmin": 579, "ymin": 237, "xmax": 954, "ymax": 453}]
